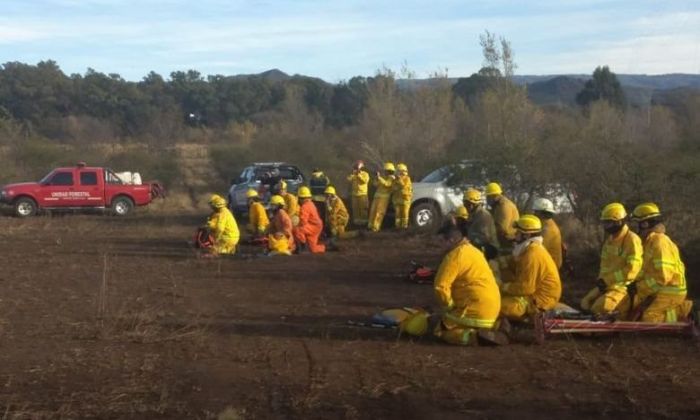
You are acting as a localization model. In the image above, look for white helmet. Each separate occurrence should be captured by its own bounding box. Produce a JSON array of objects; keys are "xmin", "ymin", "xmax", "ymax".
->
[{"xmin": 532, "ymin": 197, "xmax": 555, "ymax": 214}]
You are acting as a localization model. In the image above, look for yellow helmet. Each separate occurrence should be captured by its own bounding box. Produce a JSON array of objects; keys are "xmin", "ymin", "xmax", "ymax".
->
[
  {"xmin": 246, "ymin": 189, "xmax": 259, "ymax": 199},
  {"xmin": 631, "ymin": 202, "xmax": 661, "ymax": 221},
  {"xmin": 600, "ymin": 202, "xmax": 627, "ymax": 221},
  {"xmin": 463, "ymin": 188, "xmax": 482, "ymax": 204},
  {"xmin": 208, "ymin": 194, "xmax": 227, "ymax": 209},
  {"xmin": 297, "ymin": 186, "xmax": 312, "ymax": 199},
  {"xmin": 279, "ymin": 180, "xmax": 287, "ymax": 191},
  {"xmin": 399, "ymin": 310, "xmax": 429, "ymax": 336},
  {"xmin": 324, "ymin": 186, "xmax": 336, "ymax": 195},
  {"xmin": 396, "ymin": 163, "xmax": 408, "ymax": 172},
  {"xmin": 269, "ymin": 195, "xmax": 285, "ymax": 207},
  {"xmin": 514, "ymin": 214, "xmax": 542, "ymax": 233},
  {"xmin": 485, "ymin": 182, "xmax": 503, "ymax": 196},
  {"xmin": 455, "ymin": 205, "xmax": 469, "ymax": 220},
  {"xmin": 383, "ymin": 162, "xmax": 396, "ymax": 172}
]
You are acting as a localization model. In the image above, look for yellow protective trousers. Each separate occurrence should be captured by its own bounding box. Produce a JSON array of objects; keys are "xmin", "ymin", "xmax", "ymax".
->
[
  {"xmin": 393, "ymin": 200, "xmax": 410, "ymax": 229},
  {"xmin": 500, "ymin": 296, "xmax": 533, "ymax": 320},
  {"xmin": 213, "ymin": 239, "xmax": 237, "ymax": 255},
  {"xmin": 351, "ymin": 195, "xmax": 369, "ymax": 226},
  {"xmin": 434, "ymin": 322, "xmax": 477, "ymax": 346},
  {"xmin": 580, "ymin": 286, "xmax": 630, "ymax": 316},
  {"xmin": 638, "ymin": 294, "xmax": 693, "ymax": 323},
  {"xmin": 368, "ymin": 194, "xmax": 390, "ymax": 232}
]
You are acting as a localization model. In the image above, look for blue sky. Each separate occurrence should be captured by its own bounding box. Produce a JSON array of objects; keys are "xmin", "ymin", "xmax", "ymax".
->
[{"xmin": 1, "ymin": 0, "xmax": 699, "ymax": 81}]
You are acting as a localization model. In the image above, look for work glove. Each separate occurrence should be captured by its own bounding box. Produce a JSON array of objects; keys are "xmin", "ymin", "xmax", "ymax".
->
[{"xmin": 596, "ymin": 279, "xmax": 607, "ymax": 293}]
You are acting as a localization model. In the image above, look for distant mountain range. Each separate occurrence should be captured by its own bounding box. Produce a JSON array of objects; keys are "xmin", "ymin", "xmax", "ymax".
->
[{"xmin": 241, "ymin": 69, "xmax": 700, "ymax": 108}]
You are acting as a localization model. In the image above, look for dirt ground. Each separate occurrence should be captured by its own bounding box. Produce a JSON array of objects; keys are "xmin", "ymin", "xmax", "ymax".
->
[{"xmin": 0, "ymin": 211, "xmax": 698, "ymax": 419}]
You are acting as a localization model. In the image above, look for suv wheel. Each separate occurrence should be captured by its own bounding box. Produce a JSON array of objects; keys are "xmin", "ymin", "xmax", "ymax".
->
[
  {"xmin": 14, "ymin": 197, "xmax": 37, "ymax": 218},
  {"xmin": 411, "ymin": 202, "xmax": 440, "ymax": 231}
]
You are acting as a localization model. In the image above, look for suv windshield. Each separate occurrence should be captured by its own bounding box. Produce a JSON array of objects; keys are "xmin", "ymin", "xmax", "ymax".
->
[{"xmin": 421, "ymin": 167, "xmax": 451, "ymax": 183}]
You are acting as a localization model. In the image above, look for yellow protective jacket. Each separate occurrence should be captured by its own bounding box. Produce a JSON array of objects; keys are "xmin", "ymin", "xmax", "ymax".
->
[
  {"xmin": 248, "ymin": 201, "xmax": 270, "ymax": 234},
  {"xmin": 326, "ymin": 196, "xmax": 349, "ymax": 234},
  {"xmin": 542, "ymin": 218, "xmax": 563, "ymax": 269},
  {"xmin": 434, "ymin": 239, "xmax": 501, "ymax": 328},
  {"xmin": 635, "ymin": 225, "xmax": 687, "ymax": 299},
  {"xmin": 207, "ymin": 207, "xmax": 240, "ymax": 245},
  {"xmin": 493, "ymin": 196, "xmax": 520, "ymax": 243},
  {"xmin": 281, "ymin": 192, "xmax": 299, "ymax": 217},
  {"xmin": 502, "ymin": 240, "xmax": 561, "ymax": 310},
  {"xmin": 347, "ymin": 170, "xmax": 370, "ymax": 196},
  {"xmin": 392, "ymin": 174, "xmax": 412, "ymax": 204},
  {"xmin": 373, "ymin": 174, "xmax": 395, "ymax": 198},
  {"xmin": 598, "ymin": 224, "xmax": 642, "ymax": 289}
]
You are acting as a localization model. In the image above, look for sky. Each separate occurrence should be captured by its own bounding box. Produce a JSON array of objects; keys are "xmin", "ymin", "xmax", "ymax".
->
[{"xmin": 1, "ymin": 0, "xmax": 699, "ymax": 81}]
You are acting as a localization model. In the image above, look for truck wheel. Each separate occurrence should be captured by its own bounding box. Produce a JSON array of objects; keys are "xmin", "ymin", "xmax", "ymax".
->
[
  {"xmin": 410, "ymin": 202, "xmax": 441, "ymax": 232},
  {"xmin": 14, "ymin": 197, "xmax": 37, "ymax": 218},
  {"xmin": 112, "ymin": 196, "xmax": 134, "ymax": 216}
]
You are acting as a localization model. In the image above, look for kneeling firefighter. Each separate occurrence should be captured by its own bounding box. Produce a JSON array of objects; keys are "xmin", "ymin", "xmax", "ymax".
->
[
  {"xmin": 293, "ymin": 186, "xmax": 326, "ymax": 253},
  {"xmin": 431, "ymin": 223, "xmax": 504, "ymax": 345},
  {"xmin": 268, "ymin": 194, "xmax": 295, "ymax": 255},
  {"xmin": 203, "ymin": 194, "xmax": 240, "ymax": 255},
  {"xmin": 500, "ymin": 215, "xmax": 562, "ymax": 321},
  {"xmin": 580, "ymin": 203, "xmax": 642, "ymax": 316},
  {"xmin": 626, "ymin": 203, "xmax": 692, "ymax": 322}
]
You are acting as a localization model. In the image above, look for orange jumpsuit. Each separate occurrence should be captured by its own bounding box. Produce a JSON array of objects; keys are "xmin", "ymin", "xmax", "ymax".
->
[{"xmin": 293, "ymin": 200, "xmax": 326, "ymax": 253}]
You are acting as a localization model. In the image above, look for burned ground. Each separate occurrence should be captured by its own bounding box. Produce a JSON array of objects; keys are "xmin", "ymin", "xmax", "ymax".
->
[{"xmin": 0, "ymin": 213, "xmax": 698, "ymax": 419}]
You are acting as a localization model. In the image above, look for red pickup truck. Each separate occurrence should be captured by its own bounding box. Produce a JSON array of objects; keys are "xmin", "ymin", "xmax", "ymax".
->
[{"xmin": 0, "ymin": 163, "xmax": 162, "ymax": 217}]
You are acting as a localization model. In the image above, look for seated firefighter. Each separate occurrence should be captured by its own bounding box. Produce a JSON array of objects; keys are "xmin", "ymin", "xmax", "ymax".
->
[
  {"xmin": 580, "ymin": 203, "xmax": 642, "ymax": 316},
  {"xmin": 500, "ymin": 215, "xmax": 562, "ymax": 321},
  {"xmin": 293, "ymin": 186, "xmax": 326, "ymax": 253},
  {"xmin": 432, "ymin": 223, "xmax": 504, "ymax": 345},
  {"xmin": 246, "ymin": 189, "xmax": 270, "ymax": 237},
  {"xmin": 325, "ymin": 186, "xmax": 350, "ymax": 239},
  {"xmin": 626, "ymin": 203, "xmax": 692, "ymax": 322},
  {"xmin": 201, "ymin": 194, "xmax": 240, "ymax": 255},
  {"xmin": 267, "ymin": 195, "xmax": 295, "ymax": 256}
]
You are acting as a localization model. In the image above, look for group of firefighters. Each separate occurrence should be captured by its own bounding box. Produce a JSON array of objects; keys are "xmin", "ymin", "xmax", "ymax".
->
[{"xmin": 200, "ymin": 161, "xmax": 691, "ymax": 345}]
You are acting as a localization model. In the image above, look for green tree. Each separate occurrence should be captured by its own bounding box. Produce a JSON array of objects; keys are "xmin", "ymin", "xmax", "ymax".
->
[{"xmin": 576, "ymin": 66, "xmax": 627, "ymax": 109}]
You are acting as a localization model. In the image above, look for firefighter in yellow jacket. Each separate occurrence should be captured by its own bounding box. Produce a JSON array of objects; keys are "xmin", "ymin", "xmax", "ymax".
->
[
  {"xmin": 627, "ymin": 203, "xmax": 692, "ymax": 322},
  {"xmin": 433, "ymin": 223, "xmax": 504, "ymax": 345},
  {"xmin": 486, "ymin": 182, "xmax": 520, "ymax": 250},
  {"xmin": 278, "ymin": 180, "xmax": 299, "ymax": 226},
  {"xmin": 246, "ymin": 189, "xmax": 269, "ymax": 236},
  {"xmin": 532, "ymin": 198, "xmax": 563, "ymax": 269},
  {"xmin": 580, "ymin": 203, "xmax": 642, "ymax": 316},
  {"xmin": 206, "ymin": 194, "xmax": 240, "ymax": 255},
  {"xmin": 346, "ymin": 160, "xmax": 370, "ymax": 226},
  {"xmin": 500, "ymin": 215, "xmax": 562, "ymax": 320},
  {"xmin": 368, "ymin": 162, "xmax": 396, "ymax": 232},
  {"xmin": 392, "ymin": 163, "xmax": 413, "ymax": 229},
  {"xmin": 324, "ymin": 186, "xmax": 349, "ymax": 237}
]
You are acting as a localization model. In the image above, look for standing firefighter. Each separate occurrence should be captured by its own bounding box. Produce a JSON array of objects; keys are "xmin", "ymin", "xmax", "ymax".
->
[
  {"xmin": 580, "ymin": 203, "xmax": 642, "ymax": 316},
  {"xmin": 246, "ymin": 189, "xmax": 269, "ymax": 237},
  {"xmin": 433, "ymin": 223, "xmax": 506, "ymax": 346},
  {"xmin": 463, "ymin": 188, "xmax": 498, "ymax": 251},
  {"xmin": 325, "ymin": 186, "xmax": 349, "ymax": 238},
  {"xmin": 626, "ymin": 203, "xmax": 692, "ymax": 322},
  {"xmin": 293, "ymin": 186, "xmax": 326, "ymax": 253},
  {"xmin": 500, "ymin": 215, "xmax": 562, "ymax": 321},
  {"xmin": 205, "ymin": 194, "xmax": 240, "ymax": 255},
  {"xmin": 268, "ymin": 194, "xmax": 295, "ymax": 255},
  {"xmin": 368, "ymin": 162, "xmax": 396, "ymax": 232},
  {"xmin": 309, "ymin": 168, "xmax": 331, "ymax": 224},
  {"xmin": 532, "ymin": 198, "xmax": 563, "ymax": 269},
  {"xmin": 346, "ymin": 160, "xmax": 370, "ymax": 226},
  {"xmin": 278, "ymin": 180, "xmax": 299, "ymax": 226},
  {"xmin": 486, "ymin": 182, "xmax": 520, "ymax": 250},
  {"xmin": 392, "ymin": 163, "xmax": 413, "ymax": 229}
]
